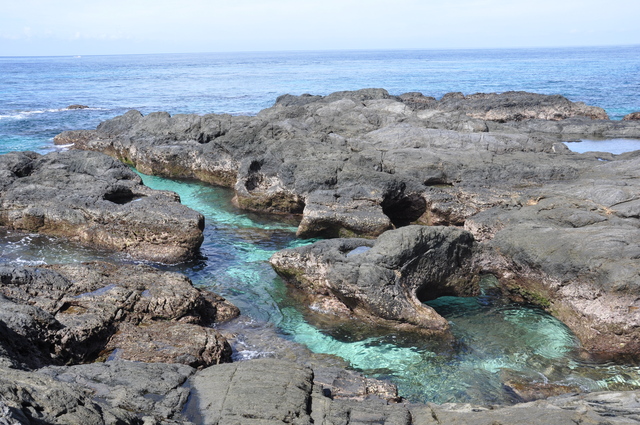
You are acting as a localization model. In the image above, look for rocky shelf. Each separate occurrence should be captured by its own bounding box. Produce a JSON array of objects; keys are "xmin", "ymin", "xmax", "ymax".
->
[{"xmin": 1, "ymin": 90, "xmax": 640, "ymax": 424}]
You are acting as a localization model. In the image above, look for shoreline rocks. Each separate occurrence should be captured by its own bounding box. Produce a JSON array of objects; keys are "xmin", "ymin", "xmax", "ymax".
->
[
  {"xmin": 0, "ymin": 88, "xmax": 629, "ymax": 422},
  {"xmin": 0, "ymin": 150, "xmax": 205, "ymax": 264},
  {"xmin": 623, "ymin": 111, "xmax": 640, "ymax": 121},
  {"xmin": 3, "ymin": 356, "xmax": 640, "ymax": 424},
  {"xmin": 271, "ymin": 225, "xmax": 476, "ymax": 334},
  {"xmin": 0, "ymin": 262, "xmax": 238, "ymax": 368},
  {"xmin": 51, "ymin": 89, "xmax": 640, "ymax": 360}
]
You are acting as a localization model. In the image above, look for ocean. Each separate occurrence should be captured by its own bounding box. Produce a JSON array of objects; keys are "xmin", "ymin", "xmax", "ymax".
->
[{"xmin": 1, "ymin": 45, "xmax": 640, "ymax": 404}]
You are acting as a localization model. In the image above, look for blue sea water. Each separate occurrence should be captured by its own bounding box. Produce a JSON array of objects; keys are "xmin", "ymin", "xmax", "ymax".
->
[{"xmin": 2, "ymin": 45, "xmax": 640, "ymax": 404}]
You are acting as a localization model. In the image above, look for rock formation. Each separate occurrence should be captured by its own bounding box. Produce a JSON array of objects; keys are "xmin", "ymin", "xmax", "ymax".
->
[
  {"xmin": 0, "ymin": 262, "xmax": 238, "ymax": 368},
  {"xmin": 4, "ymin": 358, "xmax": 640, "ymax": 424},
  {"xmin": 0, "ymin": 150, "xmax": 204, "ymax": 263},
  {"xmin": 53, "ymin": 89, "xmax": 640, "ymax": 358},
  {"xmin": 271, "ymin": 225, "xmax": 476, "ymax": 334},
  {"xmin": 623, "ymin": 111, "xmax": 640, "ymax": 121},
  {"xmin": 24, "ymin": 89, "xmax": 640, "ymax": 422}
]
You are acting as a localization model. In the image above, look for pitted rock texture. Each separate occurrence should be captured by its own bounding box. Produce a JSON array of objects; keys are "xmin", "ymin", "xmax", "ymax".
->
[
  {"xmin": 0, "ymin": 262, "xmax": 237, "ymax": 367},
  {"xmin": 0, "ymin": 150, "xmax": 204, "ymax": 263},
  {"xmin": 53, "ymin": 89, "xmax": 640, "ymax": 358},
  {"xmin": 54, "ymin": 89, "xmax": 640, "ymax": 241},
  {"xmin": 271, "ymin": 225, "xmax": 476, "ymax": 334}
]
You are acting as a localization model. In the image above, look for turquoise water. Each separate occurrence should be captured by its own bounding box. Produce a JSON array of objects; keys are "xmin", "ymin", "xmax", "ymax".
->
[
  {"xmin": 3, "ymin": 169, "xmax": 640, "ymax": 404},
  {"xmin": 128, "ymin": 175, "xmax": 640, "ymax": 404},
  {"xmin": 2, "ymin": 46, "xmax": 640, "ymax": 403}
]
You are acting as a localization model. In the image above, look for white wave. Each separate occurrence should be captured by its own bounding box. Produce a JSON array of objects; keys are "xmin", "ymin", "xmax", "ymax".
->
[
  {"xmin": 0, "ymin": 107, "xmax": 108, "ymax": 120},
  {"xmin": 55, "ymin": 143, "xmax": 75, "ymax": 150}
]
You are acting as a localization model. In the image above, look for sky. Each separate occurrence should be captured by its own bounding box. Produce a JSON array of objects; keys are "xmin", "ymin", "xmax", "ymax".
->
[{"xmin": 1, "ymin": 0, "xmax": 639, "ymax": 56}]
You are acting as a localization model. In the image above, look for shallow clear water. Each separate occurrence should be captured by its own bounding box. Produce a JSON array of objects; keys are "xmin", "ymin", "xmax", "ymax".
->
[
  {"xmin": 5, "ymin": 171, "xmax": 640, "ymax": 404},
  {"xmin": 2, "ymin": 47, "xmax": 640, "ymax": 404},
  {"xmin": 564, "ymin": 138, "xmax": 640, "ymax": 154}
]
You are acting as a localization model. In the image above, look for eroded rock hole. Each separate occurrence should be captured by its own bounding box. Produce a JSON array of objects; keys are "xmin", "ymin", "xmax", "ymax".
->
[
  {"xmin": 382, "ymin": 194, "xmax": 427, "ymax": 228},
  {"xmin": 197, "ymin": 133, "xmax": 213, "ymax": 144},
  {"xmin": 415, "ymin": 282, "xmax": 461, "ymax": 303},
  {"xmin": 249, "ymin": 160, "xmax": 262, "ymax": 172},
  {"xmin": 103, "ymin": 189, "xmax": 143, "ymax": 205},
  {"xmin": 245, "ymin": 160, "xmax": 264, "ymax": 192}
]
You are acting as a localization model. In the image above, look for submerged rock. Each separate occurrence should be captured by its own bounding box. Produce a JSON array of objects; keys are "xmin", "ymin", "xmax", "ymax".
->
[
  {"xmin": 0, "ymin": 150, "xmax": 204, "ymax": 263},
  {"xmin": 271, "ymin": 225, "xmax": 476, "ymax": 334}
]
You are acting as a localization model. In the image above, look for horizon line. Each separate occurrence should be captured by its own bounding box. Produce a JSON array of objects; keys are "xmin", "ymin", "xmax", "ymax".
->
[{"xmin": 1, "ymin": 43, "xmax": 639, "ymax": 59}]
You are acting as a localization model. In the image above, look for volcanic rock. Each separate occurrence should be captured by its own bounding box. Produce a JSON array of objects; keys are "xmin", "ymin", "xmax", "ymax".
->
[
  {"xmin": 53, "ymin": 89, "xmax": 640, "ymax": 358},
  {"xmin": 0, "ymin": 262, "xmax": 238, "ymax": 367},
  {"xmin": 271, "ymin": 225, "xmax": 476, "ymax": 333},
  {"xmin": 0, "ymin": 150, "xmax": 204, "ymax": 263}
]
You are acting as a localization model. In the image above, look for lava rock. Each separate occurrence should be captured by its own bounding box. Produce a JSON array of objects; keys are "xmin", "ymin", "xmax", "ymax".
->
[
  {"xmin": 0, "ymin": 150, "xmax": 204, "ymax": 263},
  {"xmin": 623, "ymin": 111, "xmax": 640, "ymax": 121},
  {"xmin": 271, "ymin": 225, "xmax": 476, "ymax": 333},
  {"xmin": 0, "ymin": 262, "xmax": 238, "ymax": 367},
  {"xmin": 53, "ymin": 89, "xmax": 640, "ymax": 358}
]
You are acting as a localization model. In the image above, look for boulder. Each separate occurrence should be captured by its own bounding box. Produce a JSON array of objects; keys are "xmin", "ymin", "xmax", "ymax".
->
[
  {"xmin": 429, "ymin": 91, "xmax": 609, "ymax": 121},
  {"xmin": 39, "ymin": 361, "xmax": 196, "ymax": 423},
  {"xmin": 0, "ymin": 262, "xmax": 238, "ymax": 367},
  {"xmin": 467, "ymin": 155, "xmax": 640, "ymax": 358},
  {"xmin": 185, "ymin": 359, "xmax": 315, "ymax": 425},
  {"xmin": 623, "ymin": 111, "xmax": 640, "ymax": 121},
  {"xmin": 271, "ymin": 225, "xmax": 476, "ymax": 333},
  {"xmin": 0, "ymin": 366, "xmax": 137, "ymax": 424},
  {"xmin": 105, "ymin": 321, "xmax": 232, "ymax": 368},
  {"xmin": 0, "ymin": 150, "xmax": 204, "ymax": 263}
]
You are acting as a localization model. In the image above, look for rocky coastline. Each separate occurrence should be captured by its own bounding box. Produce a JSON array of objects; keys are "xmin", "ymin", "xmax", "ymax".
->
[{"xmin": 2, "ymin": 90, "xmax": 640, "ymax": 423}]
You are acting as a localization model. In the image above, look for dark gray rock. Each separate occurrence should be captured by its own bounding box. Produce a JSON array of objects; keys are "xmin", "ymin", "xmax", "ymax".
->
[
  {"xmin": 0, "ymin": 293, "xmax": 60, "ymax": 369},
  {"xmin": 271, "ymin": 225, "xmax": 476, "ymax": 334},
  {"xmin": 54, "ymin": 89, "xmax": 636, "ymax": 241},
  {"xmin": 183, "ymin": 358, "xmax": 640, "ymax": 425},
  {"xmin": 466, "ymin": 154, "xmax": 640, "ymax": 357},
  {"xmin": 0, "ymin": 150, "xmax": 204, "ymax": 263},
  {"xmin": 0, "ymin": 366, "xmax": 138, "ymax": 424},
  {"xmin": 185, "ymin": 359, "xmax": 314, "ymax": 424},
  {"xmin": 52, "ymin": 89, "xmax": 640, "ymax": 357},
  {"xmin": 0, "ymin": 262, "xmax": 237, "ymax": 367},
  {"xmin": 424, "ymin": 91, "xmax": 609, "ymax": 121},
  {"xmin": 39, "ymin": 361, "xmax": 196, "ymax": 423}
]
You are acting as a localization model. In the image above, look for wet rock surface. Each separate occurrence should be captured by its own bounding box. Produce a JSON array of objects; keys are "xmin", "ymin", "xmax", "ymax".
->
[
  {"xmin": 0, "ymin": 150, "xmax": 204, "ymax": 263},
  {"xmin": 181, "ymin": 359, "xmax": 640, "ymax": 425},
  {"xmin": 271, "ymin": 225, "xmax": 476, "ymax": 333},
  {"xmin": 3, "ymin": 357, "xmax": 640, "ymax": 424}
]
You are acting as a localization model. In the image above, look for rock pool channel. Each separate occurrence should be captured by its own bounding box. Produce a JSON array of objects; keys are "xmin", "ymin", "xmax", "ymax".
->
[{"xmin": 2, "ymin": 170, "xmax": 640, "ymax": 405}]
